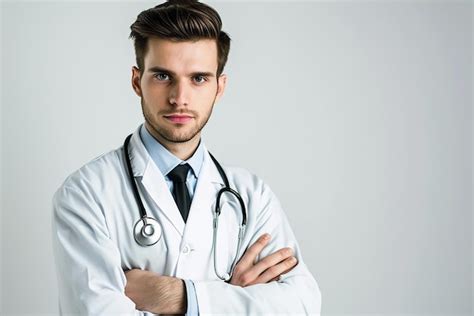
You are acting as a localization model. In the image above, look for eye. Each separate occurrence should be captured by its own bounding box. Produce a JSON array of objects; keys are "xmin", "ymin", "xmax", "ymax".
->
[
  {"xmin": 154, "ymin": 73, "xmax": 170, "ymax": 81},
  {"xmin": 193, "ymin": 75, "xmax": 207, "ymax": 84}
]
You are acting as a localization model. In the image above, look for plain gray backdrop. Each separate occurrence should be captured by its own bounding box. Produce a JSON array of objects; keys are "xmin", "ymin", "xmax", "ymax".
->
[{"xmin": 1, "ymin": 0, "xmax": 472, "ymax": 315}]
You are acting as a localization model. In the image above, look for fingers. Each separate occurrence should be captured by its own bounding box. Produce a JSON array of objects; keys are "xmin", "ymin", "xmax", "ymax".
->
[
  {"xmin": 234, "ymin": 233, "xmax": 271, "ymax": 270},
  {"xmin": 277, "ymin": 265, "xmax": 295, "ymax": 277},
  {"xmin": 243, "ymin": 247, "xmax": 296, "ymax": 284},
  {"xmin": 267, "ymin": 265, "xmax": 294, "ymax": 282},
  {"xmin": 254, "ymin": 255, "xmax": 298, "ymax": 285},
  {"xmin": 230, "ymin": 233, "xmax": 299, "ymax": 287},
  {"xmin": 124, "ymin": 269, "xmax": 139, "ymax": 279},
  {"xmin": 230, "ymin": 234, "xmax": 271, "ymax": 286}
]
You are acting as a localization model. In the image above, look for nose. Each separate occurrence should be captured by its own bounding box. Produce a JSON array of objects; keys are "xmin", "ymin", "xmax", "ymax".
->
[{"xmin": 168, "ymin": 80, "xmax": 189, "ymax": 107}]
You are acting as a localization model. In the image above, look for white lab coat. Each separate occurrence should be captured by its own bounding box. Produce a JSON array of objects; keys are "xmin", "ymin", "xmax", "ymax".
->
[{"xmin": 52, "ymin": 127, "xmax": 322, "ymax": 315}]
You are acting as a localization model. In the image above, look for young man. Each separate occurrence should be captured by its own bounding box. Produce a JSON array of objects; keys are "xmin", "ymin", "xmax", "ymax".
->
[{"xmin": 52, "ymin": 0, "xmax": 321, "ymax": 314}]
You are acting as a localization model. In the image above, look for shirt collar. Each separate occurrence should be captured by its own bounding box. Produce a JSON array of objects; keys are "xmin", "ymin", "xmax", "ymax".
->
[{"xmin": 139, "ymin": 124, "xmax": 205, "ymax": 178}]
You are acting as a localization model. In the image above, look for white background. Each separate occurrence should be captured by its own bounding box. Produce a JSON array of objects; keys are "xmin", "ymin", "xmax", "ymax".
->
[{"xmin": 1, "ymin": 0, "xmax": 472, "ymax": 315}]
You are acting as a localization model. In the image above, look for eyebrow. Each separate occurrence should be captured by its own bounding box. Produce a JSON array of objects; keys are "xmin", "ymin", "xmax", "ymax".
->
[{"xmin": 148, "ymin": 66, "xmax": 215, "ymax": 78}]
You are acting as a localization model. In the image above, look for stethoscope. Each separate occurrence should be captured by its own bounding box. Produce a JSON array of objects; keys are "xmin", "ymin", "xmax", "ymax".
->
[{"xmin": 123, "ymin": 134, "xmax": 247, "ymax": 281}]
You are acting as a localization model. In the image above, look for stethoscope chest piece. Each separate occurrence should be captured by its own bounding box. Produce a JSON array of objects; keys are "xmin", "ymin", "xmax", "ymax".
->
[{"xmin": 134, "ymin": 216, "xmax": 162, "ymax": 246}]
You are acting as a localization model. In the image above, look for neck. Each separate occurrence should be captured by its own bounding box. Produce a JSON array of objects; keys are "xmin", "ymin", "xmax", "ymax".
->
[{"xmin": 145, "ymin": 123, "xmax": 200, "ymax": 161}]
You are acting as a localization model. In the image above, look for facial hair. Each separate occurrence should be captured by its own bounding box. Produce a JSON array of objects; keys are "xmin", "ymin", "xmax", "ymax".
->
[{"xmin": 141, "ymin": 94, "xmax": 217, "ymax": 144}]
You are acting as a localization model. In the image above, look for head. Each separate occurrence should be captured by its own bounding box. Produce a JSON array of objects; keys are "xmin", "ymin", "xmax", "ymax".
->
[{"xmin": 129, "ymin": 0, "xmax": 231, "ymax": 148}]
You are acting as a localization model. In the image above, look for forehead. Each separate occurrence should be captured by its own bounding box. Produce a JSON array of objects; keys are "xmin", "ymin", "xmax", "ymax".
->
[{"xmin": 144, "ymin": 37, "xmax": 218, "ymax": 73}]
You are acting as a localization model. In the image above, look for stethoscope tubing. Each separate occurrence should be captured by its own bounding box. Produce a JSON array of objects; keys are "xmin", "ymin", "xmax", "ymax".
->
[
  {"xmin": 123, "ymin": 133, "xmax": 247, "ymax": 281},
  {"xmin": 124, "ymin": 134, "xmax": 147, "ymax": 219}
]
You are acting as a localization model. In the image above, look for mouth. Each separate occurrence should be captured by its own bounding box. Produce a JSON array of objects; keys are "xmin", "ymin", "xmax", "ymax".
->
[{"xmin": 164, "ymin": 114, "xmax": 194, "ymax": 124}]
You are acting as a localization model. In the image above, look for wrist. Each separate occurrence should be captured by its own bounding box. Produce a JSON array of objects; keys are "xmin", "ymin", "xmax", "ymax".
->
[
  {"xmin": 170, "ymin": 278, "xmax": 187, "ymax": 314},
  {"xmin": 150, "ymin": 276, "xmax": 187, "ymax": 314}
]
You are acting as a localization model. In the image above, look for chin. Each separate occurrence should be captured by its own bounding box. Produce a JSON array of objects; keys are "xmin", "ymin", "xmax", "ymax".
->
[{"xmin": 162, "ymin": 130, "xmax": 199, "ymax": 143}]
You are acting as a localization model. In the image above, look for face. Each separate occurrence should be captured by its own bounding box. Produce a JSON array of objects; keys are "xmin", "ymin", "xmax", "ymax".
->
[{"xmin": 131, "ymin": 37, "xmax": 227, "ymax": 146}]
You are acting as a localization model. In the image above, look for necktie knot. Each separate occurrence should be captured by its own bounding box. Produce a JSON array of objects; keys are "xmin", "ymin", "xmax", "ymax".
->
[{"xmin": 168, "ymin": 163, "xmax": 190, "ymax": 183}]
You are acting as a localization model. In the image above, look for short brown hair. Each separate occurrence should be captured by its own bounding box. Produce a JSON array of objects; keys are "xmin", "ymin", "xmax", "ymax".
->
[{"xmin": 129, "ymin": 0, "xmax": 231, "ymax": 76}]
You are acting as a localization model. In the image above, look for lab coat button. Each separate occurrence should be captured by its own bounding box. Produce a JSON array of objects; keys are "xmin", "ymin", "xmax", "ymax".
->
[{"xmin": 182, "ymin": 244, "xmax": 191, "ymax": 254}]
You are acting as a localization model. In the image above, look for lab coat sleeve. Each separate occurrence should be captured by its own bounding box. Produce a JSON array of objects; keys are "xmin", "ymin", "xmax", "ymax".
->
[
  {"xmin": 52, "ymin": 183, "xmax": 140, "ymax": 316},
  {"xmin": 192, "ymin": 182, "xmax": 322, "ymax": 315},
  {"xmin": 184, "ymin": 279, "xmax": 199, "ymax": 315}
]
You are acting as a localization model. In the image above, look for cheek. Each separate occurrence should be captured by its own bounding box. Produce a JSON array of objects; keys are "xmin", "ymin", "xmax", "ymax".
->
[
  {"xmin": 142, "ymin": 85, "xmax": 168, "ymax": 103},
  {"xmin": 141, "ymin": 76, "xmax": 162, "ymax": 93},
  {"xmin": 197, "ymin": 87, "xmax": 218, "ymax": 101}
]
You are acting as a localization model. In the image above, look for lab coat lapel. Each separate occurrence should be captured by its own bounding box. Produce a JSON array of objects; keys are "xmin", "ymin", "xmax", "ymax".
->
[
  {"xmin": 129, "ymin": 128, "xmax": 185, "ymax": 236},
  {"xmin": 184, "ymin": 149, "xmax": 224, "ymax": 241},
  {"xmin": 141, "ymin": 161, "xmax": 185, "ymax": 236}
]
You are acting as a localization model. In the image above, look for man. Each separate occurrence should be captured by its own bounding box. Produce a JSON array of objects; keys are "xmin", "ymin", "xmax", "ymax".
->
[{"xmin": 52, "ymin": 0, "xmax": 321, "ymax": 314}]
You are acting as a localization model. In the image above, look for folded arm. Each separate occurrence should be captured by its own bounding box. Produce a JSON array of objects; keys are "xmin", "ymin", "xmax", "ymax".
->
[
  {"xmin": 191, "ymin": 183, "xmax": 322, "ymax": 314},
  {"xmin": 125, "ymin": 183, "xmax": 322, "ymax": 315},
  {"xmin": 53, "ymin": 179, "xmax": 321, "ymax": 315},
  {"xmin": 124, "ymin": 233, "xmax": 299, "ymax": 314}
]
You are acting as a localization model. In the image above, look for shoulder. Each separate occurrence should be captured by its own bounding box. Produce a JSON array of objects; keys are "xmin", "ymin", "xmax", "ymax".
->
[
  {"xmin": 218, "ymin": 163, "xmax": 278, "ymax": 205},
  {"xmin": 54, "ymin": 147, "xmax": 124, "ymax": 201},
  {"xmin": 220, "ymin": 164, "xmax": 262, "ymax": 188},
  {"xmin": 215, "ymin": 162, "xmax": 288, "ymax": 232},
  {"xmin": 52, "ymin": 148, "xmax": 126, "ymax": 234}
]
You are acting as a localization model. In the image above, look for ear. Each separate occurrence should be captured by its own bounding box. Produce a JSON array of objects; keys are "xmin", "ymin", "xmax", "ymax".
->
[
  {"xmin": 214, "ymin": 74, "xmax": 227, "ymax": 104},
  {"xmin": 131, "ymin": 66, "xmax": 143, "ymax": 97}
]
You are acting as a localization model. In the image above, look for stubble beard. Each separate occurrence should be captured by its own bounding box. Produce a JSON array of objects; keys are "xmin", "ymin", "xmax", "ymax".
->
[{"xmin": 141, "ymin": 98, "xmax": 215, "ymax": 144}]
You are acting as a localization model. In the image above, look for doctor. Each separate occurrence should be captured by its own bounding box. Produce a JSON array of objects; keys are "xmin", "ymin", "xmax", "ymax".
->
[{"xmin": 52, "ymin": 0, "xmax": 321, "ymax": 315}]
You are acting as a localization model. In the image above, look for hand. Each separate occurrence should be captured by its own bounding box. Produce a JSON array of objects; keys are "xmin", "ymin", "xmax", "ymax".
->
[
  {"xmin": 124, "ymin": 269, "xmax": 186, "ymax": 314},
  {"xmin": 230, "ymin": 233, "xmax": 298, "ymax": 287}
]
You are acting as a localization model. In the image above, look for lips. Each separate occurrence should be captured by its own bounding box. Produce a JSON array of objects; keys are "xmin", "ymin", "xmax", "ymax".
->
[{"xmin": 164, "ymin": 115, "xmax": 193, "ymax": 124}]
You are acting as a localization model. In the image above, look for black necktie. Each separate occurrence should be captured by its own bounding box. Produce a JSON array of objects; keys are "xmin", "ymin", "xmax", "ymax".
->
[{"xmin": 167, "ymin": 164, "xmax": 192, "ymax": 223}]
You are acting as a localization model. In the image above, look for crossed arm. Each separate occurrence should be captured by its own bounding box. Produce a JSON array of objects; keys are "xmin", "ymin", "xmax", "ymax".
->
[
  {"xmin": 53, "ymin": 181, "xmax": 321, "ymax": 314},
  {"xmin": 124, "ymin": 233, "xmax": 298, "ymax": 314}
]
